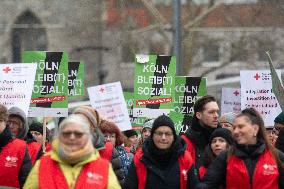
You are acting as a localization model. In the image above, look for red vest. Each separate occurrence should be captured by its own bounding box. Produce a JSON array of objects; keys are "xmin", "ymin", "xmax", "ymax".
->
[
  {"xmin": 226, "ymin": 148, "xmax": 279, "ymax": 189},
  {"xmin": 0, "ymin": 139, "xmax": 26, "ymax": 188},
  {"xmin": 181, "ymin": 135, "xmax": 196, "ymax": 163},
  {"xmin": 27, "ymin": 141, "xmax": 41, "ymax": 165},
  {"xmin": 99, "ymin": 142, "xmax": 113, "ymax": 160},
  {"xmin": 134, "ymin": 148, "xmax": 193, "ymax": 189},
  {"xmin": 39, "ymin": 155, "xmax": 109, "ymax": 189}
]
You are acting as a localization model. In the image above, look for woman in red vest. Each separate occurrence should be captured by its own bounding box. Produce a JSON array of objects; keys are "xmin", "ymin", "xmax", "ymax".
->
[
  {"xmin": 0, "ymin": 104, "xmax": 32, "ymax": 188},
  {"xmin": 125, "ymin": 115, "xmax": 198, "ymax": 189},
  {"xmin": 197, "ymin": 108, "xmax": 284, "ymax": 189},
  {"xmin": 24, "ymin": 114, "xmax": 121, "ymax": 189}
]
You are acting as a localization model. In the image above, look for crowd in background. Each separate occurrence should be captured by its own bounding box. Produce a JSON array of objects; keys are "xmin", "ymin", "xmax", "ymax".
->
[{"xmin": 1, "ymin": 95, "xmax": 284, "ymax": 188}]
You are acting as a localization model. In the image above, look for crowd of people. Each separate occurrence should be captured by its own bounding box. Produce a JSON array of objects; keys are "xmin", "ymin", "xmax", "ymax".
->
[{"xmin": 1, "ymin": 94, "xmax": 284, "ymax": 188}]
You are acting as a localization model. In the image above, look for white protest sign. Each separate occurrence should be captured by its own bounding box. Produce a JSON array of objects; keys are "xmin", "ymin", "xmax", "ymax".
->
[
  {"xmin": 0, "ymin": 63, "xmax": 37, "ymax": 115},
  {"xmin": 240, "ymin": 70, "xmax": 281, "ymax": 127},
  {"xmin": 88, "ymin": 81, "xmax": 132, "ymax": 131},
  {"xmin": 221, "ymin": 88, "xmax": 241, "ymax": 115}
]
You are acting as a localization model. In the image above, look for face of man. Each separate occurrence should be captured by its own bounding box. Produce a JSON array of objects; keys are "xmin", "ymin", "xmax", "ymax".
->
[
  {"xmin": 196, "ymin": 101, "xmax": 219, "ymax": 128},
  {"xmin": 7, "ymin": 116, "xmax": 23, "ymax": 138}
]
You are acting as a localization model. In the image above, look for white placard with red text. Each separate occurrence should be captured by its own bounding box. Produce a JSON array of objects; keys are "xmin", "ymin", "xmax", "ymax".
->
[
  {"xmin": 0, "ymin": 64, "xmax": 37, "ymax": 115},
  {"xmin": 88, "ymin": 81, "xmax": 132, "ymax": 131},
  {"xmin": 240, "ymin": 70, "xmax": 281, "ymax": 127},
  {"xmin": 221, "ymin": 87, "xmax": 241, "ymax": 115}
]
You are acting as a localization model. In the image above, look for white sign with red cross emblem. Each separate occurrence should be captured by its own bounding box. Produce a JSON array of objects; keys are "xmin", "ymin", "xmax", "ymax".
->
[
  {"xmin": 240, "ymin": 70, "xmax": 282, "ymax": 127},
  {"xmin": 221, "ymin": 87, "xmax": 241, "ymax": 115},
  {"xmin": 0, "ymin": 63, "xmax": 37, "ymax": 115},
  {"xmin": 88, "ymin": 81, "xmax": 132, "ymax": 131}
]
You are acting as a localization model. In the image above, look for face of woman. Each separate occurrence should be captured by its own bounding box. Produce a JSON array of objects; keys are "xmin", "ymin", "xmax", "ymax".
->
[
  {"xmin": 233, "ymin": 116, "xmax": 259, "ymax": 145},
  {"xmin": 104, "ymin": 132, "xmax": 116, "ymax": 146},
  {"xmin": 153, "ymin": 126, "xmax": 174, "ymax": 150},
  {"xmin": 210, "ymin": 137, "xmax": 228, "ymax": 156},
  {"xmin": 128, "ymin": 135, "xmax": 138, "ymax": 147},
  {"xmin": 30, "ymin": 131, "xmax": 43, "ymax": 144},
  {"xmin": 221, "ymin": 122, "xmax": 233, "ymax": 133},
  {"xmin": 59, "ymin": 123, "xmax": 88, "ymax": 152}
]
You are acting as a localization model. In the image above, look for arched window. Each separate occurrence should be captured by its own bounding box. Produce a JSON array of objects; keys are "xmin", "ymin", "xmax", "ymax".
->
[{"xmin": 11, "ymin": 10, "xmax": 47, "ymax": 62}]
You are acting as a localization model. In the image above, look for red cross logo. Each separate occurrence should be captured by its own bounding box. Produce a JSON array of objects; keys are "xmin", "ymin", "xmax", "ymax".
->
[
  {"xmin": 3, "ymin": 67, "xmax": 11, "ymax": 73},
  {"xmin": 99, "ymin": 87, "xmax": 105, "ymax": 93},
  {"xmin": 233, "ymin": 90, "xmax": 240, "ymax": 96},
  {"xmin": 254, "ymin": 73, "xmax": 260, "ymax": 80}
]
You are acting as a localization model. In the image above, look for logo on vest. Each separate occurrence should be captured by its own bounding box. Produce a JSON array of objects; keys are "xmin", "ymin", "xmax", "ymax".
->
[
  {"xmin": 5, "ymin": 156, "xmax": 18, "ymax": 167},
  {"xmin": 182, "ymin": 169, "xmax": 188, "ymax": 181},
  {"xmin": 263, "ymin": 163, "xmax": 277, "ymax": 175},
  {"xmin": 86, "ymin": 171, "xmax": 103, "ymax": 185}
]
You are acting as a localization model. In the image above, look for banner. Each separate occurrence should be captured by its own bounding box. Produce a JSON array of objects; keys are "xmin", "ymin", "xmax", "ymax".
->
[
  {"xmin": 22, "ymin": 51, "xmax": 69, "ymax": 117},
  {"xmin": 88, "ymin": 82, "xmax": 132, "ymax": 131},
  {"xmin": 169, "ymin": 76, "xmax": 206, "ymax": 134},
  {"xmin": 240, "ymin": 70, "xmax": 281, "ymax": 126},
  {"xmin": 124, "ymin": 92, "xmax": 145, "ymax": 130},
  {"xmin": 68, "ymin": 61, "xmax": 84, "ymax": 99},
  {"xmin": 133, "ymin": 55, "xmax": 176, "ymax": 118},
  {"xmin": 0, "ymin": 63, "xmax": 37, "ymax": 115},
  {"xmin": 221, "ymin": 88, "xmax": 241, "ymax": 115}
]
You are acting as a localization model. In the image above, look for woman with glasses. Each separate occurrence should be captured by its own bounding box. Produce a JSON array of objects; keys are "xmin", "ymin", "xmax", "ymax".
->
[
  {"xmin": 24, "ymin": 114, "xmax": 121, "ymax": 189},
  {"xmin": 125, "ymin": 115, "xmax": 198, "ymax": 189},
  {"xmin": 197, "ymin": 108, "xmax": 284, "ymax": 189}
]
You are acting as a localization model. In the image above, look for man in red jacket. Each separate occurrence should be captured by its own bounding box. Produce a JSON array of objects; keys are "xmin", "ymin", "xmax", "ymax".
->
[
  {"xmin": 181, "ymin": 95, "xmax": 220, "ymax": 173},
  {"xmin": 0, "ymin": 104, "xmax": 32, "ymax": 188}
]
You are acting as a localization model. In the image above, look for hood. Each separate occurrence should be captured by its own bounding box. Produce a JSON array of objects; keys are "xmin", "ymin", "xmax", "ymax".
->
[{"xmin": 8, "ymin": 107, "xmax": 29, "ymax": 139}]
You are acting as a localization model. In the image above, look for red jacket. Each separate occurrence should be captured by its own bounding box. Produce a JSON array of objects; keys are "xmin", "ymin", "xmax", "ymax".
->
[
  {"xmin": 27, "ymin": 141, "xmax": 41, "ymax": 165},
  {"xmin": 0, "ymin": 139, "xmax": 27, "ymax": 188},
  {"xmin": 99, "ymin": 142, "xmax": 113, "ymax": 160},
  {"xmin": 227, "ymin": 148, "xmax": 279, "ymax": 189},
  {"xmin": 39, "ymin": 155, "xmax": 109, "ymax": 189},
  {"xmin": 133, "ymin": 148, "xmax": 193, "ymax": 189}
]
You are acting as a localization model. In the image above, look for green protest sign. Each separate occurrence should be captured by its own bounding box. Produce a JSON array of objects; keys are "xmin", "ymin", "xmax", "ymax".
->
[
  {"xmin": 22, "ymin": 51, "xmax": 69, "ymax": 117},
  {"xmin": 124, "ymin": 92, "xmax": 145, "ymax": 130},
  {"xmin": 68, "ymin": 61, "xmax": 84, "ymax": 99},
  {"xmin": 133, "ymin": 55, "xmax": 176, "ymax": 118},
  {"xmin": 169, "ymin": 76, "xmax": 206, "ymax": 134}
]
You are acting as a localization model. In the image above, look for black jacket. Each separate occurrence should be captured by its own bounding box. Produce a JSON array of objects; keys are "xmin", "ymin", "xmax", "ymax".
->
[
  {"xmin": 197, "ymin": 141, "xmax": 284, "ymax": 189},
  {"xmin": 183, "ymin": 117, "xmax": 217, "ymax": 170},
  {"xmin": 125, "ymin": 137, "xmax": 199, "ymax": 189}
]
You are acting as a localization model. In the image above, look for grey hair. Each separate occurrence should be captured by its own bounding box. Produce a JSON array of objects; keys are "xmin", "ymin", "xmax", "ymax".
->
[{"xmin": 58, "ymin": 114, "xmax": 92, "ymax": 138}]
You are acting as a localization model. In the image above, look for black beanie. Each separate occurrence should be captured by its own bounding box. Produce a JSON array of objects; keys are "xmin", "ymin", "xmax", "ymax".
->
[
  {"xmin": 29, "ymin": 122, "xmax": 43, "ymax": 135},
  {"xmin": 209, "ymin": 128, "xmax": 233, "ymax": 145},
  {"xmin": 123, "ymin": 130, "xmax": 138, "ymax": 138},
  {"xmin": 151, "ymin": 115, "xmax": 176, "ymax": 138}
]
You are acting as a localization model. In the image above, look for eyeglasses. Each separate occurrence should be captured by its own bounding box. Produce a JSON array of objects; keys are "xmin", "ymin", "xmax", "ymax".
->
[
  {"xmin": 104, "ymin": 134, "xmax": 116, "ymax": 139},
  {"xmin": 7, "ymin": 120, "xmax": 21, "ymax": 127},
  {"xmin": 154, "ymin": 131, "xmax": 173, "ymax": 137},
  {"xmin": 61, "ymin": 131, "xmax": 85, "ymax": 138}
]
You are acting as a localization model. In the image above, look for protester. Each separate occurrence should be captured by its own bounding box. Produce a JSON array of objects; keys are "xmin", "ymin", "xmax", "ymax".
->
[
  {"xmin": 123, "ymin": 129, "xmax": 138, "ymax": 153},
  {"xmin": 24, "ymin": 114, "xmax": 121, "ymax": 189},
  {"xmin": 197, "ymin": 108, "xmax": 284, "ymax": 189},
  {"xmin": 100, "ymin": 120, "xmax": 133, "ymax": 177},
  {"xmin": 8, "ymin": 106, "xmax": 42, "ymax": 165},
  {"xmin": 275, "ymin": 128, "xmax": 284, "ymax": 153},
  {"xmin": 199, "ymin": 128, "xmax": 233, "ymax": 180},
  {"xmin": 181, "ymin": 95, "xmax": 220, "ymax": 172},
  {"xmin": 125, "ymin": 115, "xmax": 198, "ymax": 189},
  {"xmin": 137, "ymin": 119, "xmax": 154, "ymax": 149},
  {"xmin": 0, "ymin": 104, "xmax": 32, "ymax": 188},
  {"xmin": 274, "ymin": 112, "xmax": 284, "ymax": 131},
  {"xmin": 219, "ymin": 112, "xmax": 237, "ymax": 133},
  {"xmin": 72, "ymin": 105, "xmax": 125, "ymax": 186},
  {"xmin": 266, "ymin": 127, "xmax": 278, "ymax": 146}
]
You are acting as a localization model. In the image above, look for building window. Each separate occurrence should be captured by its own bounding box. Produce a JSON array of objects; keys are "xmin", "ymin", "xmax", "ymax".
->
[
  {"xmin": 11, "ymin": 10, "xmax": 47, "ymax": 62},
  {"xmin": 203, "ymin": 43, "xmax": 219, "ymax": 62},
  {"xmin": 231, "ymin": 41, "xmax": 248, "ymax": 62}
]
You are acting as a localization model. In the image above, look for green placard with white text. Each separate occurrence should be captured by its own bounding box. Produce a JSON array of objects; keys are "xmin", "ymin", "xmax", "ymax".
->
[
  {"xmin": 133, "ymin": 55, "xmax": 176, "ymax": 119},
  {"xmin": 22, "ymin": 51, "xmax": 69, "ymax": 117},
  {"xmin": 68, "ymin": 61, "xmax": 85, "ymax": 99}
]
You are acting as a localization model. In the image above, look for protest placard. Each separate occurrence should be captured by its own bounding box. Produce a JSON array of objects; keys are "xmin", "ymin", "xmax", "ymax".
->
[
  {"xmin": 169, "ymin": 76, "xmax": 206, "ymax": 134},
  {"xmin": 221, "ymin": 88, "xmax": 241, "ymax": 115},
  {"xmin": 0, "ymin": 63, "xmax": 37, "ymax": 115},
  {"xmin": 240, "ymin": 70, "xmax": 281, "ymax": 126},
  {"xmin": 68, "ymin": 61, "xmax": 84, "ymax": 99},
  {"xmin": 88, "ymin": 82, "xmax": 132, "ymax": 131},
  {"xmin": 22, "ymin": 51, "xmax": 69, "ymax": 117},
  {"xmin": 133, "ymin": 55, "xmax": 176, "ymax": 118}
]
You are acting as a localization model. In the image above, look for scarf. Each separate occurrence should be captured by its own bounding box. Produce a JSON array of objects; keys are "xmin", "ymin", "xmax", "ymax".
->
[{"xmin": 52, "ymin": 138, "xmax": 94, "ymax": 164}]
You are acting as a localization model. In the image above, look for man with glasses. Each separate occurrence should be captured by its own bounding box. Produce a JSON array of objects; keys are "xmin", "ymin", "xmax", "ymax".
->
[{"xmin": 0, "ymin": 104, "xmax": 31, "ymax": 188}]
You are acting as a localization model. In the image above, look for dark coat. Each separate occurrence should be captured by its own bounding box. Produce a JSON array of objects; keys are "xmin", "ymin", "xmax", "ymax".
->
[
  {"xmin": 197, "ymin": 141, "xmax": 284, "ymax": 189},
  {"xmin": 125, "ymin": 137, "xmax": 199, "ymax": 189}
]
